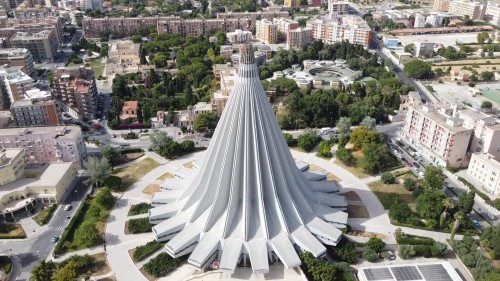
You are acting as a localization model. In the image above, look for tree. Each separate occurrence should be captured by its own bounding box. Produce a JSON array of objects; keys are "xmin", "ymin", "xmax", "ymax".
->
[
  {"xmin": 74, "ymin": 221, "xmax": 102, "ymax": 248},
  {"xmin": 389, "ymin": 203, "xmax": 413, "ymax": 223},
  {"xmin": 149, "ymin": 131, "xmax": 170, "ymax": 153},
  {"xmin": 337, "ymin": 117, "xmax": 351, "ymax": 137},
  {"xmin": 84, "ymin": 156, "xmax": 112, "ymax": 188},
  {"xmin": 350, "ymin": 127, "xmax": 377, "ymax": 150},
  {"xmin": 403, "ymin": 177, "xmax": 417, "ymax": 191},
  {"xmin": 95, "ymin": 187, "xmax": 115, "ymax": 209},
  {"xmin": 477, "ymin": 32, "xmax": 490, "ymax": 44},
  {"xmin": 357, "ymin": 143, "xmax": 391, "ymax": 174},
  {"xmin": 360, "ymin": 116, "xmax": 376, "ymax": 130},
  {"xmin": 398, "ymin": 245, "xmax": 416, "ymax": 259},
  {"xmin": 317, "ymin": 140, "xmax": 333, "ymax": 158},
  {"xmin": 480, "ymin": 224, "xmax": 500, "ymax": 258},
  {"xmin": 416, "ymin": 188, "xmax": 445, "ymax": 220},
  {"xmin": 31, "ymin": 260, "xmax": 56, "ymax": 281},
  {"xmin": 423, "ymin": 165, "xmax": 445, "ymax": 189},
  {"xmin": 481, "ymin": 71, "xmax": 494, "ymax": 81},
  {"xmin": 481, "ymin": 101, "xmax": 493, "ymax": 110},
  {"xmin": 404, "ymin": 60, "xmax": 434, "ymax": 79},
  {"xmin": 381, "ymin": 172, "xmax": 395, "ymax": 184},
  {"xmin": 366, "ymin": 237, "xmax": 386, "ymax": 253},
  {"xmin": 151, "ymin": 53, "xmax": 169, "ymax": 68},
  {"xmin": 131, "ymin": 35, "xmax": 142, "ymax": 43},
  {"xmin": 184, "ymin": 83, "xmax": 193, "ymax": 105},
  {"xmin": 86, "ymin": 49, "xmax": 93, "ymax": 57},
  {"xmin": 450, "ymin": 211, "xmax": 464, "ymax": 240},
  {"xmin": 193, "ymin": 111, "xmax": 219, "ymax": 133},
  {"xmin": 404, "ymin": 43, "xmax": 415, "ymax": 54},
  {"xmin": 457, "ymin": 191, "xmax": 475, "ymax": 214},
  {"xmin": 362, "ymin": 248, "xmax": 379, "ymax": 262},
  {"xmin": 101, "ymin": 145, "xmax": 119, "ymax": 166},
  {"xmin": 53, "ymin": 260, "xmax": 79, "ymax": 281},
  {"xmin": 298, "ymin": 132, "xmax": 319, "ymax": 152}
]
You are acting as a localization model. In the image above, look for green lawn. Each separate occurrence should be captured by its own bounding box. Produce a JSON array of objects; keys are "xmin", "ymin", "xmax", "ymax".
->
[
  {"xmin": 481, "ymin": 89, "xmax": 500, "ymax": 105},
  {"xmin": 67, "ymin": 60, "xmax": 104, "ymax": 78}
]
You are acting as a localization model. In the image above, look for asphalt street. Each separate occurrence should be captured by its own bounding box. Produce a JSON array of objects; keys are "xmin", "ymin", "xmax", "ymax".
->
[{"xmin": 7, "ymin": 176, "xmax": 90, "ymax": 281}]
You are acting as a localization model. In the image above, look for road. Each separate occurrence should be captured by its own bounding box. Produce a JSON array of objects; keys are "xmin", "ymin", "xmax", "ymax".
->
[{"xmin": 4, "ymin": 176, "xmax": 90, "ymax": 281}]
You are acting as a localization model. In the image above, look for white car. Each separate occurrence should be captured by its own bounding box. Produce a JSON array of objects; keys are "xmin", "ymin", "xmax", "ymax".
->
[
  {"xmin": 418, "ymin": 171, "xmax": 424, "ymax": 178},
  {"xmin": 64, "ymin": 205, "xmax": 72, "ymax": 211}
]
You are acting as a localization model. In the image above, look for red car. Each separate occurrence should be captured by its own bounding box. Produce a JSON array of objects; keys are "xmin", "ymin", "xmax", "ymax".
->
[{"xmin": 406, "ymin": 162, "xmax": 413, "ymax": 167}]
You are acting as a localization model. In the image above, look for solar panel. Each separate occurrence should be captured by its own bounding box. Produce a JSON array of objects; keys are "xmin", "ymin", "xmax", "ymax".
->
[
  {"xmin": 418, "ymin": 264, "xmax": 454, "ymax": 281},
  {"xmin": 363, "ymin": 268, "xmax": 394, "ymax": 280},
  {"xmin": 391, "ymin": 266, "xmax": 423, "ymax": 281}
]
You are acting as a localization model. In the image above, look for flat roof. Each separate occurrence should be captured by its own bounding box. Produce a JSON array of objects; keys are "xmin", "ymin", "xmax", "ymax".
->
[
  {"xmin": 0, "ymin": 125, "xmax": 81, "ymax": 139},
  {"xmin": 472, "ymin": 153, "xmax": 500, "ymax": 170},
  {"xmin": 358, "ymin": 261, "xmax": 463, "ymax": 281},
  {"xmin": 412, "ymin": 105, "xmax": 471, "ymax": 133}
]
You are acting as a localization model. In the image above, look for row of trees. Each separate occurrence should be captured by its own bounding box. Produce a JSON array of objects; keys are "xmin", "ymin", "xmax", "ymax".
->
[
  {"xmin": 31, "ymin": 255, "xmax": 99, "ymax": 281},
  {"xmin": 149, "ymin": 131, "xmax": 196, "ymax": 159}
]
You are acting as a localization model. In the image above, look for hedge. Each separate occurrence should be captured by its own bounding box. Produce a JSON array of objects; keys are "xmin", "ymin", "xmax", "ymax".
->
[
  {"xmin": 40, "ymin": 204, "xmax": 57, "ymax": 225},
  {"xmin": 395, "ymin": 229, "xmax": 436, "ymax": 245},
  {"xmin": 128, "ymin": 203, "xmax": 152, "ymax": 216},
  {"xmin": 104, "ymin": 176, "xmax": 122, "ymax": 191},
  {"xmin": 457, "ymin": 177, "xmax": 489, "ymax": 200},
  {"xmin": 3, "ymin": 259, "xmax": 11, "ymax": 274},
  {"xmin": 143, "ymin": 252, "xmax": 185, "ymax": 277},
  {"xmin": 128, "ymin": 218, "xmax": 153, "ymax": 234},
  {"xmin": 121, "ymin": 147, "xmax": 143, "ymax": 154},
  {"xmin": 133, "ymin": 241, "xmax": 163, "ymax": 262}
]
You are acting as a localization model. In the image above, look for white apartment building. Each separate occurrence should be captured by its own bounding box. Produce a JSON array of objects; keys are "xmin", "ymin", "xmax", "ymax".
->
[
  {"xmin": 0, "ymin": 68, "xmax": 33, "ymax": 103},
  {"xmin": 226, "ymin": 29, "xmax": 252, "ymax": 43},
  {"xmin": 402, "ymin": 104, "xmax": 473, "ymax": 168},
  {"xmin": 306, "ymin": 16, "xmax": 372, "ymax": 48},
  {"xmin": 273, "ymin": 17, "xmax": 299, "ymax": 33},
  {"xmin": 486, "ymin": 3, "xmax": 500, "ymax": 26},
  {"xmin": 328, "ymin": 0, "xmax": 350, "ymax": 15},
  {"xmin": 448, "ymin": 0, "xmax": 487, "ymax": 20},
  {"xmin": 457, "ymin": 108, "xmax": 500, "ymax": 159},
  {"xmin": 414, "ymin": 41, "xmax": 435, "ymax": 57},
  {"xmin": 468, "ymin": 153, "xmax": 500, "ymax": 195},
  {"xmin": 426, "ymin": 14, "xmax": 444, "ymax": 26},
  {"xmin": 414, "ymin": 14, "xmax": 427, "ymax": 28},
  {"xmin": 255, "ymin": 19, "xmax": 277, "ymax": 44}
]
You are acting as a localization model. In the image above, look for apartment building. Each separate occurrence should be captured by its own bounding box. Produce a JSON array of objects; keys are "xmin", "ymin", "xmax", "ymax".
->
[
  {"xmin": 256, "ymin": 19, "xmax": 278, "ymax": 44},
  {"xmin": 467, "ymin": 153, "xmax": 500, "ymax": 195},
  {"xmin": 12, "ymin": 7, "xmax": 59, "ymax": 19},
  {"xmin": 328, "ymin": 0, "xmax": 350, "ymax": 15},
  {"xmin": 53, "ymin": 66, "xmax": 97, "ymax": 119},
  {"xmin": 0, "ymin": 148, "xmax": 25, "ymax": 186},
  {"xmin": 10, "ymin": 29, "xmax": 59, "ymax": 62},
  {"xmin": 211, "ymin": 63, "xmax": 237, "ymax": 116},
  {"xmin": 284, "ymin": 0, "xmax": 301, "ymax": 8},
  {"xmin": 307, "ymin": 16, "xmax": 372, "ymax": 48},
  {"xmin": 105, "ymin": 40, "xmax": 141, "ymax": 75},
  {"xmin": 287, "ymin": 27, "xmax": 313, "ymax": 49},
  {"xmin": 0, "ymin": 48, "xmax": 34, "ymax": 75},
  {"xmin": 0, "ymin": 125, "xmax": 87, "ymax": 167},
  {"xmin": 414, "ymin": 41, "xmax": 435, "ymax": 58},
  {"xmin": 273, "ymin": 17, "xmax": 300, "ymax": 33},
  {"xmin": 10, "ymin": 99, "xmax": 59, "ymax": 127},
  {"xmin": 448, "ymin": 0, "xmax": 487, "ymax": 20},
  {"xmin": 220, "ymin": 45, "xmax": 234, "ymax": 58},
  {"xmin": 216, "ymin": 10, "xmax": 289, "ymax": 21},
  {"xmin": 486, "ymin": 3, "xmax": 500, "ymax": 26},
  {"xmin": 433, "ymin": 0, "xmax": 450, "ymax": 11},
  {"xmin": 0, "ymin": 68, "xmax": 33, "ymax": 103},
  {"xmin": 226, "ymin": 29, "xmax": 252, "ymax": 43},
  {"xmin": 402, "ymin": 104, "xmax": 473, "ymax": 168}
]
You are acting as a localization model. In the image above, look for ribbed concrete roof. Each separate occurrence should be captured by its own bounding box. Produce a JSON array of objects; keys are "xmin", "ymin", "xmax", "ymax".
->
[{"xmin": 149, "ymin": 44, "xmax": 347, "ymax": 273}]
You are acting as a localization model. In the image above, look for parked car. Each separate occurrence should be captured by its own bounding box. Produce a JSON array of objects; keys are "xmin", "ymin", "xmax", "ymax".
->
[
  {"xmin": 487, "ymin": 213, "xmax": 496, "ymax": 220},
  {"xmin": 413, "ymin": 162, "xmax": 420, "ymax": 168},
  {"xmin": 51, "ymin": 236, "xmax": 60, "ymax": 243},
  {"xmin": 387, "ymin": 250, "xmax": 396, "ymax": 260},
  {"xmin": 418, "ymin": 171, "xmax": 425, "ymax": 178},
  {"xmin": 473, "ymin": 220, "xmax": 480, "ymax": 228},
  {"xmin": 406, "ymin": 162, "xmax": 413, "ymax": 167},
  {"xmin": 64, "ymin": 205, "xmax": 72, "ymax": 211}
]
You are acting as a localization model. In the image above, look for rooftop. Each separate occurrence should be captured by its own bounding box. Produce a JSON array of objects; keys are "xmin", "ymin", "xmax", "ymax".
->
[
  {"xmin": 358, "ymin": 261, "xmax": 463, "ymax": 281},
  {"xmin": 473, "ymin": 153, "xmax": 500, "ymax": 170},
  {"xmin": 0, "ymin": 125, "xmax": 81, "ymax": 139},
  {"xmin": 122, "ymin": 101, "xmax": 138, "ymax": 111},
  {"xmin": 413, "ymin": 105, "xmax": 471, "ymax": 133}
]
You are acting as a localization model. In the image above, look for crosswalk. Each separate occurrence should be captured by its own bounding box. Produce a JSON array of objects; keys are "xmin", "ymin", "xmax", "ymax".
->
[{"xmin": 47, "ymin": 226, "xmax": 65, "ymax": 232}]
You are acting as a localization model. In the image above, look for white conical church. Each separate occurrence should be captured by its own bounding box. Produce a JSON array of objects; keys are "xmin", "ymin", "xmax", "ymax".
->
[{"xmin": 149, "ymin": 44, "xmax": 348, "ymax": 274}]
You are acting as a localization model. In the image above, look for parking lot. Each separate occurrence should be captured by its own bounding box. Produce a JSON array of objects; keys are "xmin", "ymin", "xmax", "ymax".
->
[{"xmin": 395, "ymin": 32, "xmax": 480, "ymax": 48}]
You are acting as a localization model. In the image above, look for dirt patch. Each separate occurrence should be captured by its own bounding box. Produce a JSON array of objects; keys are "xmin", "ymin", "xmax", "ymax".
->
[
  {"xmin": 128, "ymin": 248, "xmax": 136, "ymax": 264},
  {"xmin": 347, "ymin": 205, "xmax": 369, "ymax": 218},
  {"xmin": 0, "ymin": 223, "xmax": 26, "ymax": 239},
  {"xmin": 334, "ymin": 159, "xmax": 370, "ymax": 179},
  {"xmin": 309, "ymin": 164, "xmax": 340, "ymax": 182},
  {"xmin": 96, "ymin": 278, "xmax": 116, "ymax": 281},
  {"xmin": 341, "ymin": 191, "xmax": 362, "ymax": 201},
  {"xmin": 368, "ymin": 180, "xmax": 415, "ymax": 210},
  {"xmin": 112, "ymin": 158, "xmax": 160, "ymax": 191},
  {"xmin": 139, "ymin": 267, "xmax": 157, "ymax": 281},
  {"xmin": 348, "ymin": 230, "xmax": 387, "ymax": 239},
  {"xmin": 91, "ymin": 253, "xmax": 111, "ymax": 277},
  {"xmin": 352, "ymin": 150, "xmax": 364, "ymax": 158},
  {"xmin": 327, "ymin": 172, "xmax": 341, "ymax": 182},
  {"xmin": 142, "ymin": 183, "xmax": 160, "ymax": 195},
  {"xmin": 183, "ymin": 161, "xmax": 194, "ymax": 169},
  {"xmin": 124, "ymin": 220, "xmax": 130, "ymax": 235},
  {"xmin": 156, "ymin": 172, "xmax": 174, "ymax": 181}
]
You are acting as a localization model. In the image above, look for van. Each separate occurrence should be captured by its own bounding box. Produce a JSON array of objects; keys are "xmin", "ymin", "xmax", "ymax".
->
[{"xmin": 387, "ymin": 250, "xmax": 395, "ymax": 260}]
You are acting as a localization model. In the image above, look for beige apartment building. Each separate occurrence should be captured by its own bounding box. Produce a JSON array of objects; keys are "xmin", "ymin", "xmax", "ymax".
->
[
  {"xmin": 53, "ymin": 66, "xmax": 97, "ymax": 119},
  {"xmin": 0, "ymin": 125, "xmax": 87, "ymax": 167},
  {"xmin": 486, "ymin": 3, "xmax": 500, "ymax": 26},
  {"xmin": 433, "ymin": 0, "xmax": 450, "ymax": 11},
  {"xmin": 284, "ymin": 0, "xmax": 301, "ymax": 7},
  {"xmin": 402, "ymin": 104, "xmax": 473, "ymax": 168},
  {"xmin": 256, "ymin": 19, "xmax": 278, "ymax": 44},
  {"xmin": 0, "ymin": 67, "xmax": 33, "ymax": 103},
  {"xmin": 455, "ymin": 108, "xmax": 500, "ymax": 159},
  {"xmin": 10, "ymin": 29, "xmax": 59, "ymax": 62},
  {"xmin": 226, "ymin": 29, "xmax": 252, "ymax": 43},
  {"xmin": 448, "ymin": 0, "xmax": 487, "ymax": 20},
  {"xmin": 273, "ymin": 18, "xmax": 300, "ymax": 33},
  {"xmin": 0, "ymin": 48, "xmax": 34, "ymax": 75},
  {"xmin": 287, "ymin": 27, "xmax": 313, "ymax": 49},
  {"xmin": 307, "ymin": 16, "xmax": 372, "ymax": 48},
  {"xmin": 0, "ymin": 148, "xmax": 25, "ymax": 186},
  {"xmin": 105, "ymin": 40, "xmax": 141, "ymax": 75},
  {"xmin": 211, "ymin": 63, "xmax": 238, "ymax": 116},
  {"xmin": 467, "ymin": 153, "xmax": 500, "ymax": 195}
]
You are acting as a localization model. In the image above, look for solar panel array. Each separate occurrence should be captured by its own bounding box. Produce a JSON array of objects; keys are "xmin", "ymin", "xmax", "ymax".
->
[
  {"xmin": 363, "ymin": 268, "xmax": 393, "ymax": 280},
  {"xmin": 418, "ymin": 264, "xmax": 454, "ymax": 281},
  {"xmin": 391, "ymin": 266, "xmax": 423, "ymax": 281}
]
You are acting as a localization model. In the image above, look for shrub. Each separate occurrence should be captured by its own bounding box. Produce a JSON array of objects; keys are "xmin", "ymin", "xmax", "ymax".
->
[
  {"xmin": 336, "ymin": 147, "xmax": 357, "ymax": 166},
  {"xmin": 104, "ymin": 176, "xmax": 122, "ymax": 191},
  {"xmin": 458, "ymin": 177, "xmax": 489, "ymax": 200},
  {"xmin": 398, "ymin": 245, "xmax": 416, "ymax": 259},
  {"xmin": 181, "ymin": 140, "xmax": 195, "ymax": 152},
  {"xmin": 299, "ymin": 251, "xmax": 336, "ymax": 281},
  {"xmin": 362, "ymin": 248, "xmax": 379, "ymax": 262},
  {"xmin": 133, "ymin": 241, "xmax": 163, "ymax": 262},
  {"xmin": 128, "ymin": 218, "xmax": 153, "ymax": 234},
  {"xmin": 143, "ymin": 252, "xmax": 185, "ymax": 277},
  {"xmin": 298, "ymin": 132, "xmax": 320, "ymax": 152},
  {"xmin": 492, "ymin": 198, "xmax": 500, "ymax": 210},
  {"xmin": 403, "ymin": 177, "xmax": 417, "ymax": 191},
  {"xmin": 283, "ymin": 133, "xmax": 294, "ymax": 146},
  {"xmin": 335, "ymin": 262, "xmax": 350, "ymax": 272},
  {"xmin": 328, "ymin": 239, "xmax": 357, "ymax": 263},
  {"xmin": 395, "ymin": 229, "xmax": 436, "ymax": 245},
  {"xmin": 129, "ymin": 203, "xmax": 152, "ymax": 216},
  {"xmin": 381, "ymin": 172, "xmax": 395, "ymax": 184},
  {"xmin": 366, "ymin": 237, "xmax": 386, "ymax": 253},
  {"xmin": 123, "ymin": 132, "xmax": 138, "ymax": 140},
  {"xmin": 316, "ymin": 140, "xmax": 333, "ymax": 158}
]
